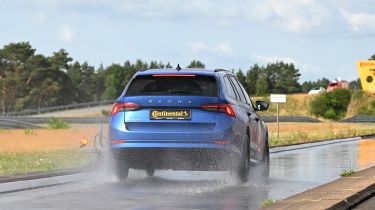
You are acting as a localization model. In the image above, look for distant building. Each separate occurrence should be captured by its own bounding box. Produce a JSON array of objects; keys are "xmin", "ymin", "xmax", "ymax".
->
[{"xmin": 327, "ymin": 79, "xmax": 349, "ymax": 92}]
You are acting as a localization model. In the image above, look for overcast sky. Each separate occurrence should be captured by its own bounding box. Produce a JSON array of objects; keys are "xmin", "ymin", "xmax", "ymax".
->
[{"xmin": 1, "ymin": 0, "xmax": 375, "ymax": 82}]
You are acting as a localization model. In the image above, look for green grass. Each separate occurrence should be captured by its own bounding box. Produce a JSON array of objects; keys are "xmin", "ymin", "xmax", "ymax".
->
[
  {"xmin": 254, "ymin": 92, "xmax": 375, "ymax": 119},
  {"xmin": 340, "ymin": 169, "xmax": 356, "ymax": 177},
  {"xmin": 253, "ymin": 94, "xmax": 314, "ymax": 117},
  {"xmin": 24, "ymin": 129, "xmax": 37, "ymax": 135},
  {"xmin": 347, "ymin": 91, "xmax": 375, "ymax": 117},
  {"xmin": 0, "ymin": 150, "xmax": 95, "ymax": 176},
  {"xmin": 269, "ymin": 128, "xmax": 375, "ymax": 147},
  {"xmin": 260, "ymin": 198, "xmax": 276, "ymax": 208},
  {"xmin": 48, "ymin": 117, "xmax": 70, "ymax": 129}
]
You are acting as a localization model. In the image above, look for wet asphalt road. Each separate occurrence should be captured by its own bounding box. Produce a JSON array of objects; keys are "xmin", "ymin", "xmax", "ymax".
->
[{"xmin": 0, "ymin": 138, "xmax": 374, "ymax": 210}]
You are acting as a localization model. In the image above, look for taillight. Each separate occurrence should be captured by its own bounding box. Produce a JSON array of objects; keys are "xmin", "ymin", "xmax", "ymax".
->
[
  {"xmin": 112, "ymin": 140, "xmax": 126, "ymax": 144},
  {"xmin": 111, "ymin": 102, "xmax": 141, "ymax": 115},
  {"xmin": 200, "ymin": 103, "xmax": 235, "ymax": 117},
  {"xmin": 214, "ymin": 140, "xmax": 229, "ymax": 145}
]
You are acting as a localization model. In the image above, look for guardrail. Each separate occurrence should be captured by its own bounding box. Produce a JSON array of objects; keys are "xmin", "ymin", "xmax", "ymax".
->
[
  {"xmin": 340, "ymin": 115, "xmax": 375, "ymax": 123},
  {"xmin": 0, "ymin": 100, "xmax": 114, "ymax": 117},
  {"xmin": 0, "ymin": 118, "xmax": 41, "ymax": 129},
  {"xmin": 261, "ymin": 116, "xmax": 320, "ymax": 123},
  {"xmin": 1, "ymin": 117, "xmax": 109, "ymax": 125}
]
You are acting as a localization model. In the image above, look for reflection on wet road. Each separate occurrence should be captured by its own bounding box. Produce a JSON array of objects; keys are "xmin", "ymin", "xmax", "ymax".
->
[{"xmin": 0, "ymin": 139, "xmax": 374, "ymax": 210}]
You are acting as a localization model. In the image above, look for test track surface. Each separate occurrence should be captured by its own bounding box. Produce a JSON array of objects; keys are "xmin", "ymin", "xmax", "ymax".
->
[{"xmin": 0, "ymin": 137, "xmax": 374, "ymax": 210}]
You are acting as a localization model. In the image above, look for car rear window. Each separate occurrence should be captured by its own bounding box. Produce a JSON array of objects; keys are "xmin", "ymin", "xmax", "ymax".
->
[{"xmin": 126, "ymin": 74, "xmax": 218, "ymax": 96}]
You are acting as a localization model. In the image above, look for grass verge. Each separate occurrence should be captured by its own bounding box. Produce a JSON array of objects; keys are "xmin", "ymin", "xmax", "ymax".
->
[
  {"xmin": 0, "ymin": 150, "xmax": 94, "ymax": 176},
  {"xmin": 340, "ymin": 169, "xmax": 356, "ymax": 177},
  {"xmin": 260, "ymin": 198, "xmax": 276, "ymax": 208},
  {"xmin": 268, "ymin": 123, "xmax": 375, "ymax": 147},
  {"xmin": 0, "ymin": 123, "xmax": 373, "ymax": 176}
]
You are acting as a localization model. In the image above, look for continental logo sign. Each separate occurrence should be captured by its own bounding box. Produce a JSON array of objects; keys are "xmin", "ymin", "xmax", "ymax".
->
[
  {"xmin": 359, "ymin": 61, "xmax": 375, "ymax": 67},
  {"xmin": 357, "ymin": 60, "xmax": 375, "ymax": 93},
  {"xmin": 150, "ymin": 110, "xmax": 191, "ymax": 120}
]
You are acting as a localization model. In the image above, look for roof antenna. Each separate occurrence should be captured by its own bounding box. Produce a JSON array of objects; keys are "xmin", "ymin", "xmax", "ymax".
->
[{"xmin": 176, "ymin": 64, "xmax": 181, "ymax": 71}]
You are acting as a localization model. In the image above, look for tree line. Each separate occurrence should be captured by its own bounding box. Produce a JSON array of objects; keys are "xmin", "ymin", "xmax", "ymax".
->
[{"xmin": 0, "ymin": 42, "xmax": 364, "ymax": 113}]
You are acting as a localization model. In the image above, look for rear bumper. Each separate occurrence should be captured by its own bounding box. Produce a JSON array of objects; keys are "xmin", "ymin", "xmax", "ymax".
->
[{"xmin": 111, "ymin": 147, "xmax": 238, "ymax": 171}]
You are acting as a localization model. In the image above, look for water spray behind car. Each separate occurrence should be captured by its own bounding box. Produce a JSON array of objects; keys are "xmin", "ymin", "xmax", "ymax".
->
[{"xmin": 79, "ymin": 122, "xmax": 117, "ymax": 182}]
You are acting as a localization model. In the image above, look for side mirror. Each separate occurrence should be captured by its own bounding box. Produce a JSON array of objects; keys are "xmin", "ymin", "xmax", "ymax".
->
[{"xmin": 255, "ymin": 101, "xmax": 269, "ymax": 111}]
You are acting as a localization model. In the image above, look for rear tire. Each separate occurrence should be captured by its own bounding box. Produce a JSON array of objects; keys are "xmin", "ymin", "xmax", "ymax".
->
[
  {"xmin": 261, "ymin": 137, "xmax": 270, "ymax": 177},
  {"xmin": 236, "ymin": 134, "xmax": 250, "ymax": 183},
  {"xmin": 146, "ymin": 168, "xmax": 155, "ymax": 177},
  {"xmin": 114, "ymin": 158, "xmax": 129, "ymax": 181},
  {"xmin": 252, "ymin": 136, "xmax": 269, "ymax": 178}
]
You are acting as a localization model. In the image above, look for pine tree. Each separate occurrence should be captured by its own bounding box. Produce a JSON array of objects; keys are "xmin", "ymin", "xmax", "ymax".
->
[
  {"xmin": 236, "ymin": 69, "xmax": 246, "ymax": 88},
  {"xmin": 187, "ymin": 60, "xmax": 205, "ymax": 68}
]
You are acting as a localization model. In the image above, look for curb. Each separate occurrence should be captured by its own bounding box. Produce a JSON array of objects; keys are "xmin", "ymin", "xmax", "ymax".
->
[
  {"xmin": 270, "ymin": 134, "xmax": 375, "ymax": 149},
  {"xmin": 0, "ymin": 168, "xmax": 91, "ymax": 194},
  {"xmin": 0, "ymin": 168, "xmax": 87, "ymax": 184},
  {"xmin": 331, "ymin": 182, "xmax": 375, "ymax": 209},
  {"xmin": 269, "ymin": 137, "xmax": 361, "ymax": 154},
  {"xmin": 0, "ymin": 171, "xmax": 92, "ymax": 194},
  {"xmin": 262, "ymin": 165, "xmax": 375, "ymax": 210}
]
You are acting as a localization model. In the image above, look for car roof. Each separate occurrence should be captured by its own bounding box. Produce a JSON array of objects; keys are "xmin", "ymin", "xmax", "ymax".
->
[{"xmin": 136, "ymin": 68, "xmax": 232, "ymax": 76}]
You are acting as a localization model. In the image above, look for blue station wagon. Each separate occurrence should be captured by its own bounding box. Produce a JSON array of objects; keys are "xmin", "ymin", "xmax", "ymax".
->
[{"xmin": 109, "ymin": 66, "xmax": 269, "ymax": 182}]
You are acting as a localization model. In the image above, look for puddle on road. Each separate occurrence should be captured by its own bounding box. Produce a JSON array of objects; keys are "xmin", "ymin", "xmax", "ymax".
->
[
  {"xmin": 82, "ymin": 136, "xmax": 375, "ymax": 197},
  {"xmin": 357, "ymin": 139, "xmax": 375, "ymax": 169},
  {"xmin": 270, "ymin": 139, "xmax": 375, "ymax": 184}
]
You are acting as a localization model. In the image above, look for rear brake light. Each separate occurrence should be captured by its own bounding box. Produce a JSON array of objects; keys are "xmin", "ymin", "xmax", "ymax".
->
[
  {"xmin": 111, "ymin": 102, "xmax": 141, "ymax": 115},
  {"xmin": 200, "ymin": 103, "xmax": 235, "ymax": 117},
  {"xmin": 152, "ymin": 74, "xmax": 195, "ymax": 77}
]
